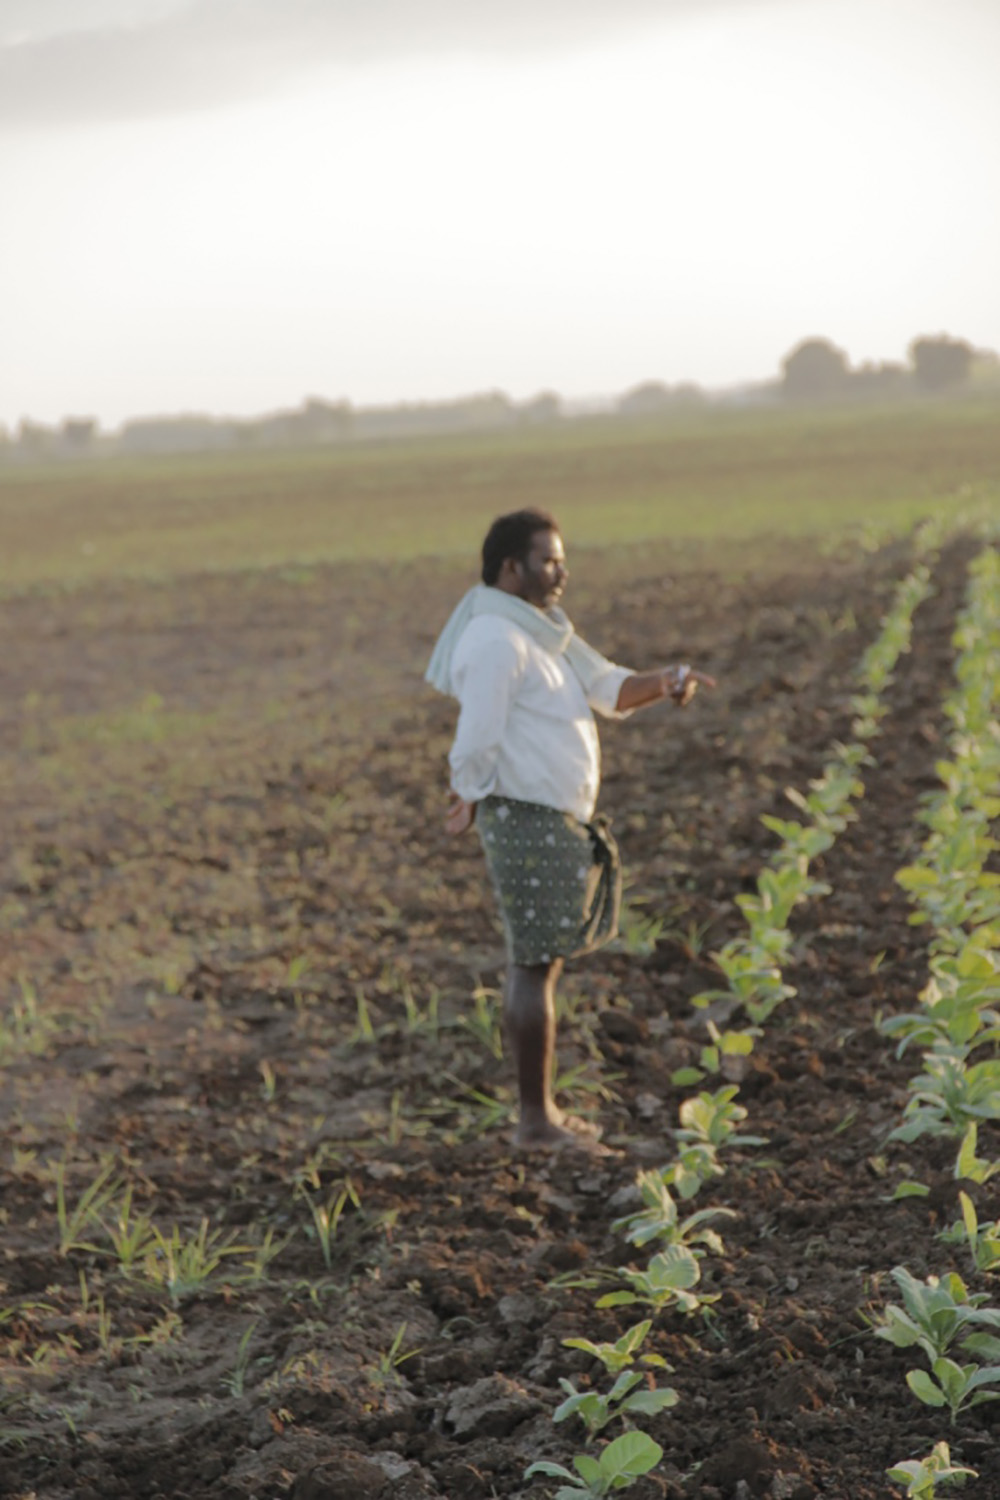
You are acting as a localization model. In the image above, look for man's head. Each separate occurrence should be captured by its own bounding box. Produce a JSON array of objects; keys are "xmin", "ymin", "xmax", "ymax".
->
[{"xmin": 481, "ymin": 508, "xmax": 568, "ymax": 610}]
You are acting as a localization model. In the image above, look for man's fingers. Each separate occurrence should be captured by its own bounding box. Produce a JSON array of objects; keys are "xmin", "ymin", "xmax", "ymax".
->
[{"xmin": 445, "ymin": 794, "xmax": 475, "ymax": 835}]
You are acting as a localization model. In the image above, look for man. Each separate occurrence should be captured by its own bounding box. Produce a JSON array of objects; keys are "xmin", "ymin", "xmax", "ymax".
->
[{"xmin": 426, "ymin": 508, "xmax": 714, "ymax": 1151}]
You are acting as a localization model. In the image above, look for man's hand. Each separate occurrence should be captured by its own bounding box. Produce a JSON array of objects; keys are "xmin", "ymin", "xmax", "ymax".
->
[
  {"xmin": 445, "ymin": 792, "xmax": 477, "ymax": 835},
  {"xmin": 663, "ymin": 664, "xmax": 717, "ymax": 707}
]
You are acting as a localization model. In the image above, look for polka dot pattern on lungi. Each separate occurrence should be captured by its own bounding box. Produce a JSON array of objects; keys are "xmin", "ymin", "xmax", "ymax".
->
[{"xmin": 476, "ymin": 795, "xmax": 622, "ymax": 966}]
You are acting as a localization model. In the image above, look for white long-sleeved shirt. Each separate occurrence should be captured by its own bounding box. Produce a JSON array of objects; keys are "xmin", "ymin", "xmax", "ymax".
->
[{"xmin": 448, "ymin": 614, "xmax": 631, "ymax": 824}]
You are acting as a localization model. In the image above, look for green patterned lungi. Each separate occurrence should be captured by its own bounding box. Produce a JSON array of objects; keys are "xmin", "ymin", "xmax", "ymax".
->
[{"xmin": 476, "ymin": 795, "xmax": 622, "ymax": 966}]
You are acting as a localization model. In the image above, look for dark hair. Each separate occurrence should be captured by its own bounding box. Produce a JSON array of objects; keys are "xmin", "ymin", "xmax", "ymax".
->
[{"xmin": 481, "ymin": 508, "xmax": 559, "ymax": 585}]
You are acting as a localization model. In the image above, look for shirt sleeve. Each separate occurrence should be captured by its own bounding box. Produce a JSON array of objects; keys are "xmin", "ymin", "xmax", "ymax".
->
[
  {"xmin": 448, "ymin": 628, "xmax": 526, "ymax": 802},
  {"xmin": 586, "ymin": 662, "xmax": 634, "ymax": 720}
]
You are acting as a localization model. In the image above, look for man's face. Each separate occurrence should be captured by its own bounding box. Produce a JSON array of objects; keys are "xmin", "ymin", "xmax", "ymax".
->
[{"xmin": 512, "ymin": 528, "xmax": 569, "ymax": 610}]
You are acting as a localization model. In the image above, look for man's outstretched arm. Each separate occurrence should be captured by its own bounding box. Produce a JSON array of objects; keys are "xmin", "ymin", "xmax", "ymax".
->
[{"xmin": 615, "ymin": 664, "xmax": 716, "ymax": 713}]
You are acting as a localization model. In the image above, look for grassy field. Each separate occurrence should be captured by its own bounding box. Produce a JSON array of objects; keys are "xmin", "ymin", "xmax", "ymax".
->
[{"xmin": 1, "ymin": 395, "xmax": 998, "ymax": 592}]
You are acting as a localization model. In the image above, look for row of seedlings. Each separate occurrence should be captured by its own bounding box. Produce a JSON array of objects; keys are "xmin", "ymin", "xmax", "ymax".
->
[
  {"xmin": 874, "ymin": 542, "xmax": 1000, "ymax": 1496},
  {"xmin": 522, "ymin": 540, "xmax": 941, "ymax": 1497},
  {"xmin": 524, "ymin": 1095, "xmax": 761, "ymax": 1495}
]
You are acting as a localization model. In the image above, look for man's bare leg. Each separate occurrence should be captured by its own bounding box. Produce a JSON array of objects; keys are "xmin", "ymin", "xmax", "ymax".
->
[{"xmin": 505, "ymin": 959, "xmax": 596, "ymax": 1148}]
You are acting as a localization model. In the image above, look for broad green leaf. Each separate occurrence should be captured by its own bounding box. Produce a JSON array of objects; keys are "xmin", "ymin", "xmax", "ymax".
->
[
  {"xmin": 598, "ymin": 1430, "xmax": 664, "ymax": 1479},
  {"xmin": 524, "ymin": 1461, "xmax": 578, "ymax": 1481},
  {"xmin": 960, "ymin": 1332, "xmax": 1000, "ymax": 1361},
  {"xmin": 573, "ymin": 1454, "xmax": 603, "ymax": 1484},
  {"xmin": 896, "ymin": 866, "xmax": 941, "ymax": 891},
  {"xmin": 906, "ymin": 1368, "xmax": 946, "ymax": 1406},
  {"xmin": 607, "ymin": 1370, "xmax": 643, "ymax": 1402},
  {"xmin": 623, "ymin": 1387, "xmax": 679, "ymax": 1416},
  {"xmin": 671, "ymin": 1066, "xmax": 706, "ymax": 1087},
  {"xmin": 892, "ymin": 1181, "xmax": 930, "ymax": 1200}
]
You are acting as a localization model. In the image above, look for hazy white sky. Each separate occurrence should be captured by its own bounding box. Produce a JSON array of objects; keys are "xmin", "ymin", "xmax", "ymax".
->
[{"xmin": 2, "ymin": 0, "xmax": 998, "ymax": 429}]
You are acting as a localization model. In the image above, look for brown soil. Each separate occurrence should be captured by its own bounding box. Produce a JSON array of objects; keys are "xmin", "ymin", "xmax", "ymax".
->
[{"xmin": 1, "ymin": 534, "xmax": 996, "ymax": 1500}]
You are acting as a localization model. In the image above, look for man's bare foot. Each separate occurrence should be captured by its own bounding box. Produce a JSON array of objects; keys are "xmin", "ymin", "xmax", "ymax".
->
[{"xmin": 512, "ymin": 1113, "xmax": 608, "ymax": 1153}]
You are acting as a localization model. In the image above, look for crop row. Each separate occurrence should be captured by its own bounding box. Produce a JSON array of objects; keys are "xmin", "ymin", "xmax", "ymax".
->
[
  {"xmin": 872, "ymin": 541, "xmax": 1000, "ymax": 1497},
  {"xmin": 523, "ymin": 531, "xmax": 943, "ymax": 1497}
]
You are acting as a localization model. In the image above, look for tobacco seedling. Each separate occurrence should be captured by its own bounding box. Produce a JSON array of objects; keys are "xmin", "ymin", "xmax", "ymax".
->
[
  {"xmin": 873, "ymin": 1265, "xmax": 1000, "ymax": 1363},
  {"xmin": 697, "ymin": 937, "xmax": 795, "ymax": 1015},
  {"xmin": 597, "ymin": 1245, "xmax": 714, "ymax": 1315},
  {"xmin": 955, "ymin": 1122, "xmax": 1000, "ymax": 1186},
  {"xmin": 890, "ymin": 1049, "xmax": 1000, "ymax": 1143},
  {"xmin": 939, "ymin": 1191, "xmax": 1000, "ymax": 1274},
  {"xmin": 675, "ymin": 1086, "xmax": 766, "ymax": 1154},
  {"xmin": 562, "ymin": 1319, "xmax": 666, "ymax": 1376},
  {"xmin": 553, "ymin": 1369, "xmax": 678, "ymax": 1438},
  {"xmin": 611, "ymin": 1171, "xmax": 735, "ymax": 1254},
  {"xmin": 906, "ymin": 1356, "xmax": 1000, "ymax": 1423},
  {"xmin": 525, "ymin": 1430, "xmax": 664, "ymax": 1498},
  {"xmin": 659, "ymin": 1141, "xmax": 724, "ymax": 1201},
  {"xmin": 887, "ymin": 1441, "xmax": 977, "ymax": 1499}
]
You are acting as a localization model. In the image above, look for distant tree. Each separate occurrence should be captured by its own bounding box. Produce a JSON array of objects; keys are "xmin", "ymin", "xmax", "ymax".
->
[
  {"xmin": 617, "ymin": 381, "xmax": 704, "ymax": 416},
  {"xmin": 909, "ymin": 334, "xmax": 975, "ymax": 390},
  {"xmin": 17, "ymin": 419, "xmax": 57, "ymax": 453},
  {"xmin": 850, "ymin": 361, "xmax": 908, "ymax": 395},
  {"xmin": 61, "ymin": 418, "xmax": 97, "ymax": 452},
  {"xmin": 780, "ymin": 338, "xmax": 850, "ymax": 400},
  {"xmin": 618, "ymin": 381, "xmax": 673, "ymax": 415},
  {"xmin": 518, "ymin": 392, "xmax": 561, "ymax": 425}
]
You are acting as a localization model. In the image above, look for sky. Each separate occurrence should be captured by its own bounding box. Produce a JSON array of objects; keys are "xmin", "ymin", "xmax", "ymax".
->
[{"xmin": 2, "ymin": 0, "xmax": 999, "ymax": 430}]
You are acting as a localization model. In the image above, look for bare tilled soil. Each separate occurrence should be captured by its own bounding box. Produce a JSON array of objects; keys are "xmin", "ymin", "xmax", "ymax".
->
[{"xmin": 1, "ymin": 535, "xmax": 996, "ymax": 1499}]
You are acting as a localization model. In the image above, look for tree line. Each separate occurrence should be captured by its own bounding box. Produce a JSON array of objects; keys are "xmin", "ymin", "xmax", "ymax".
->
[{"xmin": 780, "ymin": 333, "xmax": 995, "ymax": 401}]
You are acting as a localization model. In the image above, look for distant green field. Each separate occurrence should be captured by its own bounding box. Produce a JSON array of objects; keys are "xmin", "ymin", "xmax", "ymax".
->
[{"xmin": 1, "ymin": 396, "xmax": 998, "ymax": 591}]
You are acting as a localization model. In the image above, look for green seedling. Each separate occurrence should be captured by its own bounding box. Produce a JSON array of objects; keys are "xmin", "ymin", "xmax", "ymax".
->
[
  {"xmin": 736, "ymin": 861, "xmax": 831, "ymax": 934},
  {"xmin": 887, "ymin": 1440, "xmax": 977, "ymax": 1499},
  {"xmin": 615, "ymin": 900, "xmax": 665, "ymax": 958},
  {"xmin": 436, "ymin": 1078, "xmax": 514, "ymax": 1138},
  {"xmin": 880, "ymin": 946, "xmax": 1000, "ymax": 1056},
  {"xmin": 562, "ymin": 1319, "xmax": 666, "ymax": 1376},
  {"xmin": 101, "ymin": 1185, "xmax": 157, "ymax": 1276},
  {"xmin": 758, "ymin": 814, "xmax": 837, "ymax": 864},
  {"xmin": 906, "ymin": 1356, "xmax": 1000, "ymax": 1423},
  {"xmin": 303, "ymin": 1178, "xmax": 361, "ymax": 1270},
  {"xmin": 672, "ymin": 1020, "xmax": 760, "ymax": 1087},
  {"xmin": 54, "ymin": 1158, "xmax": 121, "ymax": 1255},
  {"xmin": 695, "ymin": 939, "xmax": 797, "ymax": 1023},
  {"xmin": 553, "ymin": 1369, "xmax": 678, "ymax": 1438},
  {"xmin": 939, "ymin": 1190, "xmax": 1000, "ymax": 1274},
  {"xmin": 222, "ymin": 1321, "xmax": 259, "ymax": 1397},
  {"xmin": 873, "ymin": 1265, "xmax": 1000, "ymax": 1363},
  {"xmin": 525, "ymin": 1430, "xmax": 664, "ymax": 1498},
  {"xmin": 460, "ymin": 984, "xmax": 504, "ymax": 1059},
  {"xmin": 955, "ymin": 1121, "xmax": 1000, "ymax": 1186},
  {"xmin": 0, "ymin": 977, "xmax": 58, "ymax": 1061},
  {"xmin": 611, "ymin": 1171, "xmax": 735, "ymax": 1253},
  {"xmin": 675, "ymin": 1086, "xmax": 767, "ymax": 1153},
  {"xmin": 890, "ymin": 1049, "xmax": 1000, "ymax": 1143},
  {"xmin": 399, "ymin": 981, "xmax": 442, "ymax": 1035},
  {"xmin": 598, "ymin": 1245, "xmax": 713, "ymax": 1315},
  {"xmin": 239, "ymin": 1226, "xmax": 294, "ymax": 1285},
  {"xmin": 144, "ymin": 1218, "xmax": 251, "ymax": 1304},
  {"xmin": 367, "ymin": 1322, "xmax": 419, "ymax": 1388},
  {"xmin": 659, "ymin": 1141, "xmax": 724, "ymax": 1201}
]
